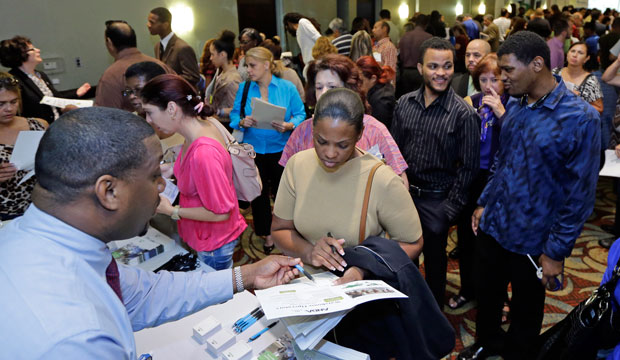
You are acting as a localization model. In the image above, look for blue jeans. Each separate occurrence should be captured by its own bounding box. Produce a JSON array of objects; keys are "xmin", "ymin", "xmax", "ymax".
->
[{"xmin": 197, "ymin": 238, "xmax": 239, "ymax": 272}]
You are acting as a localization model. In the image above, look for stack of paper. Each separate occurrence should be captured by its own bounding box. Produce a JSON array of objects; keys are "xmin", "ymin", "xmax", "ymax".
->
[
  {"xmin": 108, "ymin": 227, "xmax": 175, "ymax": 266},
  {"xmin": 255, "ymin": 272, "xmax": 407, "ymax": 350}
]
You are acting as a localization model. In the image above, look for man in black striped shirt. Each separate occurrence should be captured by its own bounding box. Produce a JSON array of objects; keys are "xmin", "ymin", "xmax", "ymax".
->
[{"xmin": 391, "ymin": 37, "xmax": 480, "ymax": 306}]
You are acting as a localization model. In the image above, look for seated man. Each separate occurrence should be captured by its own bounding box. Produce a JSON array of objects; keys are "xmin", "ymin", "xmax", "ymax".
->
[{"xmin": 0, "ymin": 107, "xmax": 301, "ymax": 358}]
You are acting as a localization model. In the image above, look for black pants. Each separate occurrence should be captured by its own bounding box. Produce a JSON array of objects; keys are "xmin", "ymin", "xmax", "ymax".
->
[
  {"xmin": 455, "ymin": 170, "xmax": 490, "ymax": 300},
  {"xmin": 411, "ymin": 193, "xmax": 451, "ymax": 306},
  {"xmin": 474, "ymin": 230, "xmax": 545, "ymax": 359},
  {"xmin": 251, "ymin": 152, "xmax": 283, "ymax": 236},
  {"xmin": 396, "ymin": 67, "xmax": 423, "ymax": 98}
]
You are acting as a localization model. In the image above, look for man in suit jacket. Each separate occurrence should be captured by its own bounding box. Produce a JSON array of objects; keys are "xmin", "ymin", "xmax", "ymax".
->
[
  {"xmin": 451, "ymin": 39, "xmax": 491, "ymax": 98},
  {"xmin": 482, "ymin": 15, "xmax": 500, "ymax": 52},
  {"xmin": 148, "ymin": 7, "xmax": 200, "ymax": 87}
]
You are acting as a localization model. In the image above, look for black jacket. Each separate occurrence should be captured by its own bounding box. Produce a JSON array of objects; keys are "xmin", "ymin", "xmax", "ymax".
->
[
  {"xmin": 9, "ymin": 68, "xmax": 77, "ymax": 124},
  {"xmin": 332, "ymin": 237, "xmax": 455, "ymax": 360},
  {"xmin": 368, "ymin": 82, "xmax": 395, "ymax": 129}
]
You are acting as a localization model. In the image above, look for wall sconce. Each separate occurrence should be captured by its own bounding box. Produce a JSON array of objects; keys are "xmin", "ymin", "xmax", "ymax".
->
[
  {"xmin": 506, "ymin": 3, "xmax": 512, "ymax": 12},
  {"xmin": 398, "ymin": 3, "xmax": 409, "ymax": 20},
  {"xmin": 455, "ymin": 2, "xmax": 464, "ymax": 15},
  {"xmin": 170, "ymin": 4, "xmax": 194, "ymax": 35},
  {"xmin": 478, "ymin": 2, "xmax": 486, "ymax": 14}
]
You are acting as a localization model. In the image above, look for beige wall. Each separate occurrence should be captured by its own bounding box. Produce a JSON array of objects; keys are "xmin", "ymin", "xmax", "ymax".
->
[{"xmin": 0, "ymin": 0, "xmax": 238, "ymax": 90}]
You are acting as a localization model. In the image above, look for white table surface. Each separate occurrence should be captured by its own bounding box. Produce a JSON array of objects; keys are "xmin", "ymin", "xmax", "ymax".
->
[{"xmin": 134, "ymin": 291, "xmax": 287, "ymax": 359}]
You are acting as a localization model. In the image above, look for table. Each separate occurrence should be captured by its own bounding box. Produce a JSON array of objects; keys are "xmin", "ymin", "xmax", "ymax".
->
[{"xmin": 134, "ymin": 291, "xmax": 288, "ymax": 359}]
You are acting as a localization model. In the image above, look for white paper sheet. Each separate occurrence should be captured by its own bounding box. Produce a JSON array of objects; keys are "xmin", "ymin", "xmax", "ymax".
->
[
  {"xmin": 600, "ymin": 150, "xmax": 620, "ymax": 178},
  {"xmin": 161, "ymin": 178, "xmax": 179, "ymax": 204},
  {"xmin": 255, "ymin": 279, "xmax": 407, "ymax": 319},
  {"xmin": 610, "ymin": 38, "xmax": 620, "ymax": 57},
  {"xmin": 40, "ymin": 95, "xmax": 93, "ymax": 108},
  {"xmin": 250, "ymin": 97, "xmax": 286, "ymax": 130},
  {"xmin": 9, "ymin": 131, "xmax": 45, "ymax": 171}
]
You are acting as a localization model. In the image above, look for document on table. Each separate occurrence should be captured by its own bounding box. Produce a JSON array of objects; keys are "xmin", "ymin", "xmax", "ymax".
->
[
  {"xmin": 255, "ymin": 278, "xmax": 407, "ymax": 319},
  {"xmin": 600, "ymin": 150, "xmax": 620, "ymax": 177},
  {"xmin": 250, "ymin": 97, "xmax": 286, "ymax": 130},
  {"xmin": 40, "ymin": 95, "xmax": 93, "ymax": 108}
]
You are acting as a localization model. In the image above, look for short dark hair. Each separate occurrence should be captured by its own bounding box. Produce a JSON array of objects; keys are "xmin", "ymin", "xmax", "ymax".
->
[
  {"xmin": 552, "ymin": 19, "xmax": 570, "ymax": 35},
  {"xmin": 238, "ymin": 28, "xmax": 262, "ymax": 45},
  {"xmin": 415, "ymin": 14, "xmax": 430, "ymax": 28},
  {"xmin": 419, "ymin": 37, "xmax": 455, "ymax": 65},
  {"xmin": 612, "ymin": 17, "xmax": 620, "ymax": 29},
  {"xmin": 283, "ymin": 12, "xmax": 321, "ymax": 33},
  {"xmin": 0, "ymin": 36, "xmax": 31, "ymax": 68},
  {"xmin": 501, "ymin": 8, "xmax": 509, "ymax": 17},
  {"xmin": 498, "ymin": 31, "xmax": 551, "ymax": 69},
  {"xmin": 105, "ymin": 21, "xmax": 136, "ymax": 51},
  {"xmin": 527, "ymin": 18, "xmax": 552, "ymax": 39},
  {"xmin": 124, "ymin": 61, "xmax": 166, "ymax": 82},
  {"xmin": 379, "ymin": 9, "xmax": 391, "ymax": 19},
  {"xmin": 213, "ymin": 30, "xmax": 236, "ymax": 60},
  {"xmin": 150, "ymin": 7, "xmax": 172, "ymax": 24},
  {"xmin": 35, "ymin": 107, "xmax": 155, "ymax": 201},
  {"xmin": 313, "ymin": 88, "xmax": 364, "ymax": 135}
]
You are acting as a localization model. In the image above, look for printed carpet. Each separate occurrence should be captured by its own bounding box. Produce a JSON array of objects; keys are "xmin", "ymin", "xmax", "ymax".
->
[{"xmin": 231, "ymin": 178, "xmax": 618, "ymax": 359}]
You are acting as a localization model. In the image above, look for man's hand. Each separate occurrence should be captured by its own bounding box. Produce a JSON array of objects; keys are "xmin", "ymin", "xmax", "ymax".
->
[
  {"xmin": 333, "ymin": 266, "xmax": 365, "ymax": 285},
  {"xmin": 156, "ymin": 195, "xmax": 174, "ymax": 216},
  {"xmin": 472, "ymin": 206, "xmax": 485, "ymax": 235},
  {"xmin": 0, "ymin": 162, "xmax": 17, "ymax": 183},
  {"xmin": 615, "ymin": 144, "xmax": 620, "ymax": 158},
  {"xmin": 539, "ymin": 253, "xmax": 563, "ymax": 287},
  {"xmin": 241, "ymin": 256, "xmax": 301, "ymax": 290},
  {"xmin": 310, "ymin": 236, "xmax": 347, "ymax": 272}
]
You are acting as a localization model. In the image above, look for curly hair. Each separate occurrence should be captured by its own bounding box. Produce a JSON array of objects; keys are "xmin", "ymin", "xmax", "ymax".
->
[
  {"xmin": 311, "ymin": 36, "xmax": 338, "ymax": 60},
  {"xmin": 199, "ymin": 38, "xmax": 216, "ymax": 77},
  {"xmin": 0, "ymin": 36, "xmax": 31, "ymax": 68},
  {"xmin": 305, "ymin": 54, "xmax": 370, "ymax": 113}
]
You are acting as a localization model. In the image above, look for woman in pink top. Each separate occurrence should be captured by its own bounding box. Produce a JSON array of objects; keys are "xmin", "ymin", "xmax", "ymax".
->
[
  {"xmin": 141, "ymin": 74, "xmax": 247, "ymax": 271},
  {"xmin": 279, "ymin": 54, "xmax": 409, "ymax": 186}
]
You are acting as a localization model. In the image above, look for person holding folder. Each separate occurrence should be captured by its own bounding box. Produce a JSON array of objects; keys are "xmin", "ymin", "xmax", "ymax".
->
[{"xmin": 229, "ymin": 46, "xmax": 306, "ymax": 254}]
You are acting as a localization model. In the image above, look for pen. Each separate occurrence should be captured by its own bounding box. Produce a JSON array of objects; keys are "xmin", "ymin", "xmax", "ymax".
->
[
  {"xmin": 247, "ymin": 321, "xmax": 279, "ymax": 342},
  {"xmin": 235, "ymin": 310, "xmax": 265, "ymax": 333},
  {"xmin": 294, "ymin": 264, "xmax": 315, "ymax": 282},
  {"xmin": 327, "ymin": 232, "xmax": 337, "ymax": 254},
  {"xmin": 232, "ymin": 306, "xmax": 261, "ymax": 329}
]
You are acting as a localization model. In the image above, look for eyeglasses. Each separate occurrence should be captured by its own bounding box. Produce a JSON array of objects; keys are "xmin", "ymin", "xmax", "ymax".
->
[{"xmin": 122, "ymin": 88, "xmax": 141, "ymax": 97}]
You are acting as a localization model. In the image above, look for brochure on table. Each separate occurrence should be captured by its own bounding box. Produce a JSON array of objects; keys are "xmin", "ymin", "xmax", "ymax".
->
[{"xmin": 255, "ymin": 276, "xmax": 407, "ymax": 319}]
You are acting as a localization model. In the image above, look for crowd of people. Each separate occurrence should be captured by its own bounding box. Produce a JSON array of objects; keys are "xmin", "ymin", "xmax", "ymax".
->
[{"xmin": 1, "ymin": 4, "xmax": 620, "ymax": 359}]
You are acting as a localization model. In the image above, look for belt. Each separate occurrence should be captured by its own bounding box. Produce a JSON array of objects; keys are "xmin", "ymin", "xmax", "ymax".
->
[{"xmin": 409, "ymin": 185, "xmax": 448, "ymax": 198}]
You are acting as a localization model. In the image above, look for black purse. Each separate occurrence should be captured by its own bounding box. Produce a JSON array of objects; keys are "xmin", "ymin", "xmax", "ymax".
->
[{"xmin": 536, "ymin": 255, "xmax": 620, "ymax": 360}]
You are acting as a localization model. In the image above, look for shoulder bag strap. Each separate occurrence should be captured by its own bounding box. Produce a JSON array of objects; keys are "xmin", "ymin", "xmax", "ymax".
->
[
  {"xmin": 359, "ymin": 162, "xmax": 383, "ymax": 244},
  {"xmin": 239, "ymin": 81, "xmax": 251, "ymax": 119}
]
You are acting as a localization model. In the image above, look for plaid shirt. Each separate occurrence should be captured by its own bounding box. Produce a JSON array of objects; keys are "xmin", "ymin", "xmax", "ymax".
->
[{"xmin": 373, "ymin": 37, "xmax": 397, "ymax": 72}]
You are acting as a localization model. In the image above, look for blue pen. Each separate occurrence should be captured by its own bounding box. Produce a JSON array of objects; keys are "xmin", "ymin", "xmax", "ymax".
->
[
  {"xmin": 247, "ymin": 321, "xmax": 279, "ymax": 342},
  {"xmin": 294, "ymin": 264, "xmax": 315, "ymax": 283}
]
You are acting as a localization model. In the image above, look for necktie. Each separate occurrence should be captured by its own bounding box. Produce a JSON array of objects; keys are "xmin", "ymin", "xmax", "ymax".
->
[
  {"xmin": 106, "ymin": 258, "xmax": 123, "ymax": 302},
  {"xmin": 159, "ymin": 43, "xmax": 164, "ymax": 59}
]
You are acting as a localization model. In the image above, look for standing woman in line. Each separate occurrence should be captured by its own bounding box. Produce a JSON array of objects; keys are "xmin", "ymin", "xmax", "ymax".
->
[
  {"xmin": 356, "ymin": 55, "xmax": 396, "ymax": 129},
  {"xmin": 0, "ymin": 36, "xmax": 91, "ymax": 124},
  {"xmin": 141, "ymin": 74, "xmax": 247, "ymax": 271},
  {"xmin": 0, "ymin": 72, "xmax": 48, "ymax": 221},
  {"xmin": 229, "ymin": 47, "xmax": 306, "ymax": 254},
  {"xmin": 237, "ymin": 28, "xmax": 263, "ymax": 82},
  {"xmin": 209, "ymin": 30, "xmax": 242, "ymax": 129}
]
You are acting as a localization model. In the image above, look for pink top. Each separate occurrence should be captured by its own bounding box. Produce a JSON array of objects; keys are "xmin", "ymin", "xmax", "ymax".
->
[
  {"xmin": 279, "ymin": 114, "xmax": 408, "ymax": 175},
  {"xmin": 173, "ymin": 137, "xmax": 247, "ymax": 251}
]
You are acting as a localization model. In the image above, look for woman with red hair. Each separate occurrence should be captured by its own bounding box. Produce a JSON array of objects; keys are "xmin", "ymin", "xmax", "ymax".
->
[
  {"xmin": 279, "ymin": 54, "xmax": 408, "ymax": 186},
  {"xmin": 356, "ymin": 55, "xmax": 396, "ymax": 128}
]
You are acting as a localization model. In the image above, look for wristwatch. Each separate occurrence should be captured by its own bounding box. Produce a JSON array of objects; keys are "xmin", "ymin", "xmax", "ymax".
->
[{"xmin": 171, "ymin": 205, "xmax": 181, "ymax": 220}]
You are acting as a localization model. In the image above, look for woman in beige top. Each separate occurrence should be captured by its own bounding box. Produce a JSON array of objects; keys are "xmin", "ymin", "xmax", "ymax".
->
[
  {"xmin": 271, "ymin": 88, "xmax": 423, "ymax": 282},
  {"xmin": 209, "ymin": 30, "xmax": 242, "ymax": 126}
]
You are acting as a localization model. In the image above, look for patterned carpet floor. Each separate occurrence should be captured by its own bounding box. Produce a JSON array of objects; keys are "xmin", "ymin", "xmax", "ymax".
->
[{"xmin": 231, "ymin": 178, "xmax": 618, "ymax": 359}]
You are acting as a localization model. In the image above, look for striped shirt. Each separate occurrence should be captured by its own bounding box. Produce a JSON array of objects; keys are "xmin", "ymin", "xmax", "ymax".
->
[
  {"xmin": 372, "ymin": 37, "xmax": 397, "ymax": 72},
  {"xmin": 279, "ymin": 114, "xmax": 408, "ymax": 175},
  {"xmin": 332, "ymin": 33, "xmax": 352, "ymax": 56},
  {"xmin": 391, "ymin": 86, "xmax": 480, "ymax": 220}
]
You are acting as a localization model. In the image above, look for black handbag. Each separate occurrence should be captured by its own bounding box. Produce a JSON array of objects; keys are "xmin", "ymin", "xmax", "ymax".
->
[{"xmin": 536, "ymin": 255, "xmax": 620, "ymax": 360}]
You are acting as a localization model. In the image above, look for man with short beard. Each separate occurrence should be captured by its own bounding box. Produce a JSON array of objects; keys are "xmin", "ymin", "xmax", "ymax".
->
[{"xmin": 391, "ymin": 37, "xmax": 480, "ymax": 307}]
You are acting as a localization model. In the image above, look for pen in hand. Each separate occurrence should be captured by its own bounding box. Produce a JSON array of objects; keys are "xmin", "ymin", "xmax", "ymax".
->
[
  {"xmin": 327, "ymin": 232, "xmax": 337, "ymax": 255},
  {"xmin": 294, "ymin": 264, "xmax": 315, "ymax": 283}
]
